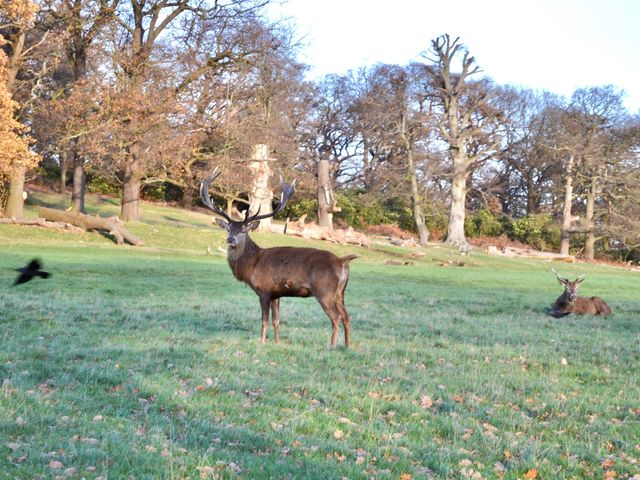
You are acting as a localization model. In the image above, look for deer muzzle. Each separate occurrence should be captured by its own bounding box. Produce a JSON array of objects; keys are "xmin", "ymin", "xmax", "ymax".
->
[{"xmin": 227, "ymin": 236, "xmax": 238, "ymax": 248}]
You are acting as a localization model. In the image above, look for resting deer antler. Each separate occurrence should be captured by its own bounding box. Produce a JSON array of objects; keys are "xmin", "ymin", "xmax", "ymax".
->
[{"xmin": 551, "ymin": 267, "xmax": 568, "ymax": 283}]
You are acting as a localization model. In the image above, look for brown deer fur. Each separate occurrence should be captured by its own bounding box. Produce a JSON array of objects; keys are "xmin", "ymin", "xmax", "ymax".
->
[
  {"xmin": 547, "ymin": 270, "xmax": 611, "ymax": 318},
  {"xmin": 201, "ymin": 170, "xmax": 357, "ymax": 347}
]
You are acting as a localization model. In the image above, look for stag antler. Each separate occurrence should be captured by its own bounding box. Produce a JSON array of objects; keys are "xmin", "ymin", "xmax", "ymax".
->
[
  {"xmin": 200, "ymin": 167, "xmax": 233, "ymax": 223},
  {"xmin": 244, "ymin": 175, "xmax": 296, "ymax": 223},
  {"xmin": 551, "ymin": 268, "xmax": 568, "ymax": 283}
]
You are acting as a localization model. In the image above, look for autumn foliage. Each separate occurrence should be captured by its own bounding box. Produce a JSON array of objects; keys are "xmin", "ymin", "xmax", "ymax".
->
[{"xmin": 0, "ymin": 51, "xmax": 38, "ymax": 182}]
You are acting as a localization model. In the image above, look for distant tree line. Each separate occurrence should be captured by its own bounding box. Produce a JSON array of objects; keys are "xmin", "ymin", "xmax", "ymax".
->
[{"xmin": 2, "ymin": 1, "xmax": 639, "ymax": 261}]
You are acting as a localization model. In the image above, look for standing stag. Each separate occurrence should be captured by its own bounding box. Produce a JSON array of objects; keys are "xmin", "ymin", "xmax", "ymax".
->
[
  {"xmin": 200, "ymin": 169, "xmax": 357, "ymax": 347},
  {"xmin": 546, "ymin": 268, "xmax": 612, "ymax": 318}
]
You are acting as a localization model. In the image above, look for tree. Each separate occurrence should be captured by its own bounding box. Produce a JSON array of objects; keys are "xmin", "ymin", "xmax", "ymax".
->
[
  {"xmin": 568, "ymin": 86, "xmax": 630, "ymax": 259},
  {"xmin": 105, "ymin": 0, "xmax": 270, "ymax": 222},
  {"xmin": 495, "ymin": 89, "xmax": 564, "ymax": 216},
  {"xmin": 0, "ymin": 0, "xmax": 42, "ymax": 218},
  {"xmin": 43, "ymin": 0, "xmax": 120, "ymax": 212},
  {"xmin": 0, "ymin": 52, "xmax": 37, "ymax": 184},
  {"xmin": 301, "ymin": 74, "xmax": 360, "ymax": 230},
  {"xmin": 422, "ymin": 34, "xmax": 503, "ymax": 249}
]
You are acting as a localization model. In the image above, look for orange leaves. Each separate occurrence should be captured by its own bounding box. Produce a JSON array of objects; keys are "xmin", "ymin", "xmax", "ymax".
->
[
  {"xmin": 523, "ymin": 468, "xmax": 538, "ymax": 479},
  {"xmin": 420, "ymin": 395, "xmax": 433, "ymax": 410}
]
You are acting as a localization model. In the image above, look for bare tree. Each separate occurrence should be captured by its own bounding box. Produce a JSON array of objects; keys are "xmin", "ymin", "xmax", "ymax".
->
[
  {"xmin": 422, "ymin": 34, "xmax": 503, "ymax": 249},
  {"xmin": 105, "ymin": 0, "xmax": 270, "ymax": 222},
  {"xmin": 42, "ymin": 0, "xmax": 119, "ymax": 212}
]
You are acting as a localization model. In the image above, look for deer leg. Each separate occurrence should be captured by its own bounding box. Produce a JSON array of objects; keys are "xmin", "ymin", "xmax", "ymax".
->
[
  {"xmin": 335, "ymin": 294, "xmax": 350, "ymax": 348},
  {"xmin": 270, "ymin": 298, "xmax": 280, "ymax": 344},
  {"xmin": 316, "ymin": 296, "xmax": 341, "ymax": 348},
  {"xmin": 259, "ymin": 295, "xmax": 271, "ymax": 345}
]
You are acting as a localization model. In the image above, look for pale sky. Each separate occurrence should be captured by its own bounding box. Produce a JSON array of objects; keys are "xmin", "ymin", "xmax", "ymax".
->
[{"xmin": 267, "ymin": 0, "xmax": 640, "ymax": 113}]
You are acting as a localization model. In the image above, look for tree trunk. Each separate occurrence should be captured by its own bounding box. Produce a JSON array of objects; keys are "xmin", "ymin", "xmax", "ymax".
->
[
  {"xmin": 404, "ymin": 138, "xmax": 429, "ymax": 246},
  {"xmin": 120, "ymin": 150, "xmax": 142, "ymax": 222},
  {"xmin": 248, "ymin": 144, "xmax": 273, "ymax": 232},
  {"xmin": 560, "ymin": 154, "xmax": 575, "ymax": 256},
  {"xmin": 3, "ymin": 166, "xmax": 26, "ymax": 219},
  {"xmin": 180, "ymin": 184, "xmax": 194, "ymax": 209},
  {"xmin": 317, "ymin": 155, "xmax": 334, "ymax": 230},
  {"xmin": 362, "ymin": 136, "xmax": 372, "ymax": 189},
  {"xmin": 446, "ymin": 166, "xmax": 469, "ymax": 248},
  {"xmin": 70, "ymin": 159, "xmax": 87, "ymax": 213},
  {"xmin": 60, "ymin": 149, "xmax": 69, "ymax": 193},
  {"xmin": 584, "ymin": 177, "xmax": 597, "ymax": 261}
]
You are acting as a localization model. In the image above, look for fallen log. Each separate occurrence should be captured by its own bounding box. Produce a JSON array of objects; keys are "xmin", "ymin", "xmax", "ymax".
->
[
  {"xmin": 0, "ymin": 216, "xmax": 55, "ymax": 227},
  {"xmin": 38, "ymin": 207, "xmax": 144, "ymax": 246},
  {"xmin": 486, "ymin": 244, "xmax": 574, "ymax": 262},
  {"xmin": 269, "ymin": 215, "xmax": 370, "ymax": 248}
]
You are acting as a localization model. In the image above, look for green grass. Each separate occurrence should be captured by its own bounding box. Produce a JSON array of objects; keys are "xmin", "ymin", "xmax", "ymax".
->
[{"xmin": 1, "ymin": 192, "xmax": 639, "ymax": 479}]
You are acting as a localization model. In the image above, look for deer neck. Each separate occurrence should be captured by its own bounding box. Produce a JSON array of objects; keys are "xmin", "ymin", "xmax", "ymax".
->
[{"xmin": 227, "ymin": 235, "xmax": 262, "ymax": 283}]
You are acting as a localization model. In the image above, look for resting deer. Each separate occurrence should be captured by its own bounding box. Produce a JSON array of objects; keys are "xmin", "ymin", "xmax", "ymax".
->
[
  {"xmin": 546, "ymin": 268, "xmax": 612, "ymax": 318},
  {"xmin": 200, "ymin": 169, "xmax": 357, "ymax": 347}
]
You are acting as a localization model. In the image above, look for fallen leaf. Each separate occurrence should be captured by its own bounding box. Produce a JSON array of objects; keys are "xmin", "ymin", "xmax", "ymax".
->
[
  {"xmin": 92, "ymin": 415, "xmax": 103, "ymax": 422},
  {"xmin": 482, "ymin": 422, "xmax": 498, "ymax": 432},
  {"xmin": 399, "ymin": 474, "xmax": 412, "ymax": 480},
  {"xmin": 561, "ymin": 357, "xmax": 568, "ymax": 366},
  {"xmin": 601, "ymin": 458, "xmax": 615, "ymax": 468},
  {"xmin": 523, "ymin": 468, "xmax": 537, "ymax": 479},
  {"xmin": 604, "ymin": 470, "xmax": 617, "ymax": 479},
  {"xmin": 355, "ymin": 456, "xmax": 366, "ymax": 464},
  {"xmin": 453, "ymin": 394, "xmax": 464, "ymax": 403},
  {"xmin": 333, "ymin": 429, "xmax": 344, "ymax": 439},
  {"xmin": 48, "ymin": 460, "xmax": 64, "ymax": 469},
  {"xmin": 420, "ymin": 395, "xmax": 433, "ymax": 410},
  {"xmin": 64, "ymin": 467, "xmax": 77, "ymax": 477}
]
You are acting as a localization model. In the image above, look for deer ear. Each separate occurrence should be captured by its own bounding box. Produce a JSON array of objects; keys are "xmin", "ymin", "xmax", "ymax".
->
[
  {"xmin": 246, "ymin": 221, "xmax": 260, "ymax": 231},
  {"xmin": 215, "ymin": 218, "xmax": 230, "ymax": 231}
]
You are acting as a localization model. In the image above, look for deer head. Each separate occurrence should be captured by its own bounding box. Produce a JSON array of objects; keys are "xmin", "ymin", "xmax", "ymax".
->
[
  {"xmin": 199, "ymin": 167, "xmax": 296, "ymax": 250},
  {"xmin": 551, "ymin": 268, "xmax": 586, "ymax": 303}
]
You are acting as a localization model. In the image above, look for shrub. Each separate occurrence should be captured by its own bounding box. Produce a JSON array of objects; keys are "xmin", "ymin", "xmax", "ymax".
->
[
  {"xmin": 334, "ymin": 192, "xmax": 399, "ymax": 228},
  {"xmin": 86, "ymin": 172, "xmax": 120, "ymax": 197},
  {"xmin": 277, "ymin": 196, "xmax": 318, "ymax": 221},
  {"xmin": 507, "ymin": 213, "xmax": 560, "ymax": 250},
  {"xmin": 465, "ymin": 208, "xmax": 506, "ymax": 238}
]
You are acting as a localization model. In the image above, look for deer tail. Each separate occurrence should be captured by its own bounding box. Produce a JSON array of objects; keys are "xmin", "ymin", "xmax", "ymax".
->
[{"xmin": 340, "ymin": 254, "xmax": 358, "ymax": 264}]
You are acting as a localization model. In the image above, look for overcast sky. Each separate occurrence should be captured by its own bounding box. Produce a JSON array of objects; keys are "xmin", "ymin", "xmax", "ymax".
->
[{"xmin": 267, "ymin": 0, "xmax": 640, "ymax": 112}]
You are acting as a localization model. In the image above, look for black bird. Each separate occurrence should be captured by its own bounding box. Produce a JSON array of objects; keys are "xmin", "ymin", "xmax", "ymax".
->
[{"xmin": 14, "ymin": 259, "xmax": 50, "ymax": 286}]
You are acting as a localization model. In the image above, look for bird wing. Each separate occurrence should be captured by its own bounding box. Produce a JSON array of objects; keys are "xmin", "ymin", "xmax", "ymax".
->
[{"xmin": 13, "ymin": 274, "xmax": 32, "ymax": 285}]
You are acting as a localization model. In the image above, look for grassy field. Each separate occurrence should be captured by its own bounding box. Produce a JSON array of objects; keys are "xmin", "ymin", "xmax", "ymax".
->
[{"xmin": 1, "ymin": 193, "xmax": 639, "ymax": 479}]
